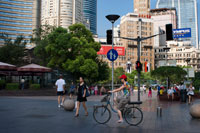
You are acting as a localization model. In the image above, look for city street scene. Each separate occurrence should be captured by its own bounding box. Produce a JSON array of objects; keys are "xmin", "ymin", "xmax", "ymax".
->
[{"xmin": 0, "ymin": 0, "xmax": 200, "ymax": 133}]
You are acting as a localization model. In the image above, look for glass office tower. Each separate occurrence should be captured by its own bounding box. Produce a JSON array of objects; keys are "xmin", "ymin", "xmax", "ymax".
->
[
  {"xmin": 0, "ymin": 0, "xmax": 41, "ymax": 47},
  {"xmin": 83, "ymin": 0, "xmax": 97, "ymax": 34},
  {"xmin": 156, "ymin": 0, "xmax": 199, "ymax": 48}
]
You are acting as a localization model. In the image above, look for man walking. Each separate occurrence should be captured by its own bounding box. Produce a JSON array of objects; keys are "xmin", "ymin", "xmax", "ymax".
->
[{"xmin": 55, "ymin": 75, "xmax": 66, "ymax": 108}]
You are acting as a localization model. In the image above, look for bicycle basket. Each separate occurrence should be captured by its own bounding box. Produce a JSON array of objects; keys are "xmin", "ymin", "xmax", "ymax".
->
[{"xmin": 101, "ymin": 95, "xmax": 108, "ymax": 102}]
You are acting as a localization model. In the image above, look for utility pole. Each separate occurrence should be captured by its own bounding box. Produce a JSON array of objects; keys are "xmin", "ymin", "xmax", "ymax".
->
[{"xmin": 120, "ymin": 19, "xmax": 164, "ymax": 102}]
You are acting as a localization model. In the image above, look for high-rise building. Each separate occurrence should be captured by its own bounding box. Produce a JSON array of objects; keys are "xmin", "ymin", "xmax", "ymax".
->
[
  {"xmin": 41, "ymin": 0, "xmax": 87, "ymax": 29},
  {"xmin": 151, "ymin": 8, "xmax": 177, "ymax": 47},
  {"xmin": 156, "ymin": 0, "xmax": 199, "ymax": 49},
  {"xmin": 83, "ymin": 0, "xmax": 97, "ymax": 34},
  {"xmin": 134, "ymin": 0, "xmax": 150, "ymax": 15},
  {"xmin": 0, "ymin": 0, "xmax": 41, "ymax": 47}
]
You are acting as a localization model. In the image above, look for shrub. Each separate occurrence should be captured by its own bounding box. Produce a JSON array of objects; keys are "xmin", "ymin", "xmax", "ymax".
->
[
  {"xmin": 6, "ymin": 83, "xmax": 19, "ymax": 90},
  {"xmin": 30, "ymin": 84, "xmax": 40, "ymax": 90},
  {"xmin": 0, "ymin": 80, "xmax": 6, "ymax": 89}
]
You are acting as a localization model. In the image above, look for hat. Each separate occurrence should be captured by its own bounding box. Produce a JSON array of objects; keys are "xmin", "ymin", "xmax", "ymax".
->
[{"xmin": 120, "ymin": 74, "xmax": 127, "ymax": 80}]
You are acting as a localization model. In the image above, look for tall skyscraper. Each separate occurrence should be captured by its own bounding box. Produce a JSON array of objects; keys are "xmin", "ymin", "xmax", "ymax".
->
[
  {"xmin": 156, "ymin": 0, "xmax": 199, "ymax": 49},
  {"xmin": 41, "ymin": 0, "xmax": 87, "ymax": 29},
  {"xmin": 0, "ymin": 0, "xmax": 41, "ymax": 47},
  {"xmin": 83, "ymin": 0, "xmax": 97, "ymax": 34},
  {"xmin": 134, "ymin": 0, "xmax": 150, "ymax": 15}
]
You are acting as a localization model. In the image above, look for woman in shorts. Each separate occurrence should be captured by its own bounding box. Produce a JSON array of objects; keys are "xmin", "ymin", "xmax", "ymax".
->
[{"xmin": 187, "ymin": 84, "xmax": 195, "ymax": 104}]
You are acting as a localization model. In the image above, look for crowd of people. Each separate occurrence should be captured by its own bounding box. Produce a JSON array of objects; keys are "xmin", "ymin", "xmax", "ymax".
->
[{"xmin": 55, "ymin": 74, "xmax": 197, "ymax": 122}]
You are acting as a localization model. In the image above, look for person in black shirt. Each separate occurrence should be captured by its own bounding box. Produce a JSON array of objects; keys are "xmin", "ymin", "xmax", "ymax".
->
[{"xmin": 75, "ymin": 77, "xmax": 88, "ymax": 117}]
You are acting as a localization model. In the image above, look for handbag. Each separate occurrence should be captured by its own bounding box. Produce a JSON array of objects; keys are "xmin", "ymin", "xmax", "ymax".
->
[{"xmin": 82, "ymin": 85, "xmax": 90, "ymax": 97}]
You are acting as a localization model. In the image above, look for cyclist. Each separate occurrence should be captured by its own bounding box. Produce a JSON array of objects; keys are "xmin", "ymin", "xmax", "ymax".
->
[{"xmin": 109, "ymin": 74, "xmax": 130, "ymax": 123}]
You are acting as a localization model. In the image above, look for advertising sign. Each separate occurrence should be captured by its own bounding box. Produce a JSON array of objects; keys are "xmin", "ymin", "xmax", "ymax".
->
[
  {"xmin": 173, "ymin": 28, "xmax": 191, "ymax": 38},
  {"xmin": 97, "ymin": 45, "xmax": 125, "ymax": 56}
]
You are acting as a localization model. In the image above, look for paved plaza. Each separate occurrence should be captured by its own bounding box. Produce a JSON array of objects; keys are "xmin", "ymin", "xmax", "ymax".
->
[{"xmin": 0, "ymin": 92, "xmax": 200, "ymax": 133}]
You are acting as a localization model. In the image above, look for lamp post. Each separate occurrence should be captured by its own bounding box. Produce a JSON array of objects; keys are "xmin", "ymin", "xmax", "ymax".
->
[
  {"xmin": 163, "ymin": 46, "xmax": 170, "ymax": 89},
  {"xmin": 106, "ymin": 14, "xmax": 120, "ymax": 101}
]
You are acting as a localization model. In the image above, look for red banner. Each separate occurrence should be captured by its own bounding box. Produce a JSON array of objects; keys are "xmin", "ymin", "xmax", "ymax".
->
[{"xmin": 97, "ymin": 46, "xmax": 125, "ymax": 56}]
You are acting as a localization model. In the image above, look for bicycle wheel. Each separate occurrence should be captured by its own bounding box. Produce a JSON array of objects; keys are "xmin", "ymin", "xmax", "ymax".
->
[
  {"xmin": 93, "ymin": 106, "xmax": 111, "ymax": 124},
  {"xmin": 124, "ymin": 107, "xmax": 143, "ymax": 126}
]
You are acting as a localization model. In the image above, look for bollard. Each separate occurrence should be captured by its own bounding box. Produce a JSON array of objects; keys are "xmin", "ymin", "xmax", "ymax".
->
[{"xmin": 157, "ymin": 107, "xmax": 162, "ymax": 117}]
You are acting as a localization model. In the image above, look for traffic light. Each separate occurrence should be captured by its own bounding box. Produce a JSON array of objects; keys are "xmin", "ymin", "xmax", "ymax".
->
[
  {"xmin": 106, "ymin": 29, "xmax": 112, "ymax": 44},
  {"xmin": 166, "ymin": 24, "xmax": 173, "ymax": 41},
  {"xmin": 136, "ymin": 61, "xmax": 142, "ymax": 72}
]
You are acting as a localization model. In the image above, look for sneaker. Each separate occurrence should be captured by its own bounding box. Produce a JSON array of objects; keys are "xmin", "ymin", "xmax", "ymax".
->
[
  {"xmin": 117, "ymin": 120, "xmax": 123, "ymax": 123},
  {"xmin": 61, "ymin": 103, "xmax": 63, "ymax": 106},
  {"xmin": 58, "ymin": 104, "xmax": 61, "ymax": 108}
]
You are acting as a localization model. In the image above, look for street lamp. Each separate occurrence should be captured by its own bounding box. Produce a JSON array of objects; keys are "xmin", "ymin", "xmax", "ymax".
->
[{"xmin": 106, "ymin": 14, "xmax": 120, "ymax": 101}]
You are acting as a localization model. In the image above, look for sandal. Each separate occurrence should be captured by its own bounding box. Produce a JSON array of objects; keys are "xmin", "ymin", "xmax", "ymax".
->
[{"xmin": 75, "ymin": 114, "xmax": 79, "ymax": 117}]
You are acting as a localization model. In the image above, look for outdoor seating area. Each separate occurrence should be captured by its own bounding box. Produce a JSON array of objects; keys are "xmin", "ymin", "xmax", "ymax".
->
[{"xmin": 0, "ymin": 62, "xmax": 52, "ymax": 90}]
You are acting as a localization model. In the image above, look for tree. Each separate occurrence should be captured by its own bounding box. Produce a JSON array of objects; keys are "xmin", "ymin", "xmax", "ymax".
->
[
  {"xmin": 31, "ymin": 25, "xmax": 56, "ymax": 66},
  {"xmin": 151, "ymin": 66, "xmax": 187, "ymax": 88},
  {"xmin": 0, "ymin": 33, "xmax": 26, "ymax": 65},
  {"xmin": 126, "ymin": 70, "xmax": 137, "ymax": 86},
  {"xmin": 42, "ymin": 24, "xmax": 101, "ymax": 81}
]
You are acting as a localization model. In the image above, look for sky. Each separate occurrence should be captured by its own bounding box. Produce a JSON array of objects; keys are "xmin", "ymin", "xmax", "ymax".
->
[{"xmin": 97, "ymin": 0, "xmax": 200, "ymax": 42}]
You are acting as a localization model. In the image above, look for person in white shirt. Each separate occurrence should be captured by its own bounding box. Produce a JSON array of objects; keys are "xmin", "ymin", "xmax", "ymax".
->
[
  {"xmin": 187, "ymin": 84, "xmax": 195, "ymax": 104},
  {"xmin": 55, "ymin": 75, "xmax": 66, "ymax": 108}
]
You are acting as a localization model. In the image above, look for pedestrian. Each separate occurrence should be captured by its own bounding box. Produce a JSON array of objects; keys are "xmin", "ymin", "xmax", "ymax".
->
[
  {"xmin": 187, "ymin": 84, "xmax": 195, "ymax": 104},
  {"xmin": 143, "ymin": 85, "xmax": 146, "ymax": 94},
  {"xmin": 69, "ymin": 82, "xmax": 76, "ymax": 99},
  {"xmin": 148, "ymin": 86, "xmax": 152, "ymax": 98},
  {"xmin": 94, "ymin": 85, "xmax": 98, "ymax": 95},
  {"xmin": 167, "ymin": 86, "xmax": 174, "ymax": 100},
  {"xmin": 21, "ymin": 78, "xmax": 25, "ymax": 90},
  {"xmin": 100, "ymin": 86, "xmax": 106, "ymax": 95},
  {"xmin": 55, "ymin": 75, "xmax": 66, "ymax": 108},
  {"xmin": 157, "ymin": 85, "xmax": 161, "ymax": 96},
  {"xmin": 109, "ymin": 74, "xmax": 130, "ymax": 123},
  {"xmin": 75, "ymin": 77, "xmax": 88, "ymax": 117}
]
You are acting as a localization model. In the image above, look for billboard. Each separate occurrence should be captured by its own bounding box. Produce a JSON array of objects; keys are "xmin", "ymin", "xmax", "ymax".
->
[
  {"xmin": 173, "ymin": 28, "xmax": 191, "ymax": 38},
  {"xmin": 97, "ymin": 45, "xmax": 125, "ymax": 56}
]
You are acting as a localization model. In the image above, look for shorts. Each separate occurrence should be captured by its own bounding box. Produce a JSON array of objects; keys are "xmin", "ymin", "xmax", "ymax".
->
[
  {"xmin": 57, "ymin": 91, "xmax": 66, "ymax": 96},
  {"xmin": 116, "ymin": 97, "xmax": 129, "ymax": 111},
  {"xmin": 70, "ymin": 91, "xmax": 75, "ymax": 95}
]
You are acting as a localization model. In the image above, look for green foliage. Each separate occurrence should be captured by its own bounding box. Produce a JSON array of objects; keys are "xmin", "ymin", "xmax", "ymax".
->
[
  {"xmin": 31, "ymin": 25, "xmax": 56, "ymax": 66},
  {"xmin": 30, "ymin": 84, "xmax": 40, "ymax": 90},
  {"xmin": 33, "ymin": 24, "xmax": 105, "ymax": 82},
  {"xmin": 6, "ymin": 83, "xmax": 19, "ymax": 90},
  {"xmin": 0, "ymin": 33, "xmax": 26, "ymax": 65},
  {"xmin": 193, "ymin": 72, "xmax": 200, "ymax": 89},
  {"xmin": 151, "ymin": 66, "xmax": 187, "ymax": 84},
  {"xmin": 0, "ymin": 80, "xmax": 6, "ymax": 89},
  {"xmin": 126, "ymin": 71, "xmax": 137, "ymax": 85},
  {"xmin": 114, "ymin": 67, "xmax": 125, "ymax": 84}
]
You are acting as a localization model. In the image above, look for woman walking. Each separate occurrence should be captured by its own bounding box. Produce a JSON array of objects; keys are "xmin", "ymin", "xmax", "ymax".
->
[
  {"xmin": 75, "ymin": 77, "xmax": 88, "ymax": 117},
  {"xmin": 148, "ymin": 86, "xmax": 152, "ymax": 98},
  {"xmin": 187, "ymin": 84, "xmax": 195, "ymax": 104}
]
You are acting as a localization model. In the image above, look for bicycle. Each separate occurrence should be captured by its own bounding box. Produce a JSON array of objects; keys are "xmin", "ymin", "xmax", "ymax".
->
[{"xmin": 93, "ymin": 93, "xmax": 143, "ymax": 126}]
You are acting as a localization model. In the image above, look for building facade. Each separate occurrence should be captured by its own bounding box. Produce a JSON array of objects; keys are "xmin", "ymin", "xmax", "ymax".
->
[
  {"xmin": 150, "ymin": 8, "xmax": 177, "ymax": 47},
  {"xmin": 120, "ymin": 13, "xmax": 155, "ymax": 71},
  {"xmin": 83, "ymin": 0, "xmax": 97, "ymax": 34},
  {"xmin": 156, "ymin": 0, "xmax": 199, "ymax": 49},
  {"xmin": 41, "ymin": 0, "xmax": 86, "ymax": 29},
  {"xmin": 0, "ymin": 0, "xmax": 41, "ymax": 47},
  {"xmin": 155, "ymin": 41, "xmax": 200, "ymax": 71},
  {"xmin": 134, "ymin": 0, "xmax": 150, "ymax": 15}
]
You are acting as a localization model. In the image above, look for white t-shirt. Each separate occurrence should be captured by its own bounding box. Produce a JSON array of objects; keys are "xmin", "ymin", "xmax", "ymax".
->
[{"xmin": 55, "ymin": 79, "xmax": 66, "ymax": 92}]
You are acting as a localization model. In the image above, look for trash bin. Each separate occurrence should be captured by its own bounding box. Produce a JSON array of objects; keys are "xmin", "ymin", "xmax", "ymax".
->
[{"xmin": 180, "ymin": 90, "xmax": 187, "ymax": 102}]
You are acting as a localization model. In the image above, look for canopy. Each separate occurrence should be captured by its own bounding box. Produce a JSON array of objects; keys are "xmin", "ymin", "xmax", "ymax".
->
[
  {"xmin": 17, "ymin": 64, "xmax": 51, "ymax": 73},
  {"xmin": 0, "ymin": 62, "xmax": 17, "ymax": 71}
]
